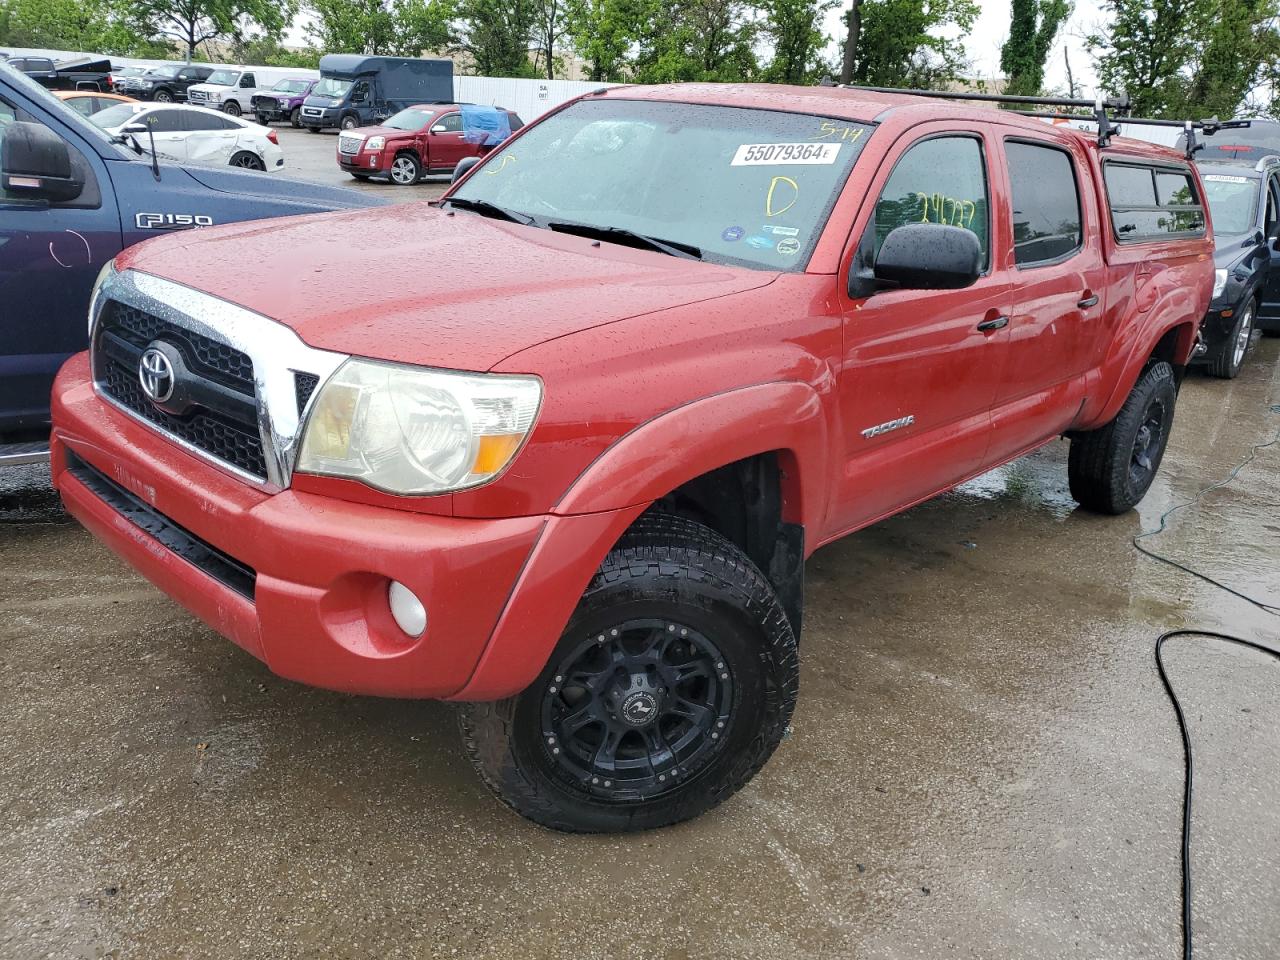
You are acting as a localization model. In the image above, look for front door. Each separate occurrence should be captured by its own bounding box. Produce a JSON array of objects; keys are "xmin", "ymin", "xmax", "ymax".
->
[
  {"xmin": 0, "ymin": 96, "xmax": 122, "ymax": 432},
  {"xmin": 1259, "ymin": 174, "xmax": 1280, "ymax": 319},
  {"xmin": 429, "ymin": 112, "xmax": 471, "ymax": 170},
  {"xmin": 832, "ymin": 126, "xmax": 1014, "ymax": 535}
]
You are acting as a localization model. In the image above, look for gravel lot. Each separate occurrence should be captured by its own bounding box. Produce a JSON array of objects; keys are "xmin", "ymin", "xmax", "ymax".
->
[{"xmin": 2, "ymin": 131, "xmax": 1279, "ymax": 959}]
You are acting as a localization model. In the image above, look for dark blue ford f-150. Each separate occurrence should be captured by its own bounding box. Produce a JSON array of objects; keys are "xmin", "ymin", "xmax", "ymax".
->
[{"xmin": 0, "ymin": 62, "xmax": 384, "ymax": 465}]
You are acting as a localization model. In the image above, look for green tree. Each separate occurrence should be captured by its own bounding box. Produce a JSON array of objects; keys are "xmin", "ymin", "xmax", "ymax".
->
[
  {"xmin": 1000, "ymin": 0, "xmax": 1070, "ymax": 96},
  {"xmin": 306, "ymin": 0, "xmax": 394, "ymax": 53},
  {"xmin": 1176, "ymin": 0, "xmax": 1280, "ymax": 118},
  {"xmin": 121, "ymin": 0, "xmax": 296, "ymax": 61},
  {"xmin": 0, "ymin": 0, "xmax": 114, "ymax": 50},
  {"xmin": 630, "ymin": 0, "xmax": 759, "ymax": 82},
  {"xmin": 563, "ymin": 0, "xmax": 644, "ymax": 81},
  {"xmin": 454, "ymin": 0, "xmax": 538, "ymax": 75},
  {"xmin": 1086, "ymin": 0, "xmax": 1212, "ymax": 116},
  {"xmin": 530, "ymin": 0, "xmax": 566, "ymax": 78},
  {"xmin": 848, "ymin": 0, "xmax": 980, "ymax": 87},
  {"xmin": 760, "ymin": 0, "xmax": 837, "ymax": 83}
]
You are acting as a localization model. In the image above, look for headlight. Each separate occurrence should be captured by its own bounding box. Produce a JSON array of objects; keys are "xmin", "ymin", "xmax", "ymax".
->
[
  {"xmin": 297, "ymin": 359, "xmax": 542, "ymax": 495},
  {"xmin": 365, "ymin": 136, "xmax": 384, "ymax": 151},
  {"xmin": 208, "ymin": 92, "xmax": 221, "ymax": 102},
  {"xmin": 1212, "ymin": 269, "xmax": 1228, "ymax": 299}
]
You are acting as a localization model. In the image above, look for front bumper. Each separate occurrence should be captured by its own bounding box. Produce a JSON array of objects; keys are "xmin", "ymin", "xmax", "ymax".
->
[
  {"xmin": 338, "ymin": 152, "xmax": 386, "ymax": 173},
  {"xmin": 51, "ymin": 353, "xmax": 547, "ymax": 699},
  {"xmin": 1195, "ymin": 301, "xmax": 1242, "ymax": 363},
  {"xmin": 300, "ymin": 107, "xmax": 336, "ymax": 128}
]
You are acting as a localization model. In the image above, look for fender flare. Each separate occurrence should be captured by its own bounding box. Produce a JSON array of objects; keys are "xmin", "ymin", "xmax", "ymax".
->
[
  {"xmin": 1092, "ymin": 310, "xmax": 1198, "ymax": 427},
  {"xmin": 451, "ymin": 380, "xmax": 829, "ymax": 701}
]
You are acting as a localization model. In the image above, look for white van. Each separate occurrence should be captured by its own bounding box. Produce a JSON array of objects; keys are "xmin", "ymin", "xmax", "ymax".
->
[{"xmin": 187, "ymin": 67, "xmax": 314, "ymax": 118}]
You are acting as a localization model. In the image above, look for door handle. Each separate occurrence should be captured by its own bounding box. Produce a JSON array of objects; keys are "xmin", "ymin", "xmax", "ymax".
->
[
  {"xmin": 1078, "ymin": 295, "xmax": 1099, "ymax": 308},
  {"xmin": 976, "ymin": 315, "xmax": 1009, "ymax": 332}
]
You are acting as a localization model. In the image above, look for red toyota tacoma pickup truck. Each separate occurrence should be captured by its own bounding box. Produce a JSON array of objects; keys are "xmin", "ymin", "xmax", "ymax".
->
[
  {"xmin": 50, "ymin": 84, "xmax": 1212, "ymax": 833},
  {"xmin": 336, "ymin": 103, "xmax": 523, "ymax": 185}
]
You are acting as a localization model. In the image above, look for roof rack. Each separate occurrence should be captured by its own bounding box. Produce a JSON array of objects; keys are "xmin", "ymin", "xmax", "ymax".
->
[{"xmin": 816, "ymin": 78, "xmax": 1251, "ymax": 158}]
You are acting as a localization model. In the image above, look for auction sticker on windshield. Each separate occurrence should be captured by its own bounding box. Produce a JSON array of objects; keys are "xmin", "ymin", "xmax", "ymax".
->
[
  {"xmin": 1203, "ymin": 174, "xmax": 1249, "ymax": 183},
  {"xmin": 732, "ymin": 143, "xmax": 841, "ymax": 166}
]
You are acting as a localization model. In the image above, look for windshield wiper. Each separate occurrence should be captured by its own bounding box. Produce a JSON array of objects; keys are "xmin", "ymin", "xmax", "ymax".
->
[
  {"xmin": 546, "ymin": 221, "xmax": 702, "ymax": 260},
  {"xmin": 442, "ymin": 197, "xmax": 533, "ymax": 225}
]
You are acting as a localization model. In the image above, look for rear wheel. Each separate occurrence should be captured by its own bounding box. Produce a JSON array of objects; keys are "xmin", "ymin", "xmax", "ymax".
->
[
  {"xmin": 222, "ymin": 100, "xmax": 241, "ymax": 117},
  {"xmin": 459, "ymin": 513, "xmax": 799, "ymax": 833},
  {"xmin": 1068, "ymin": 361, "xmax": 1177, "ymax": 514},
  {"xmin": 229, "ymin": 151, "xmax": 265, "ymax": 171},
  {"xmin": 389, "ymin": 152, "xmax": 421, "ymax": 185},
  {"xmin": 1207, "ymin": 298, "xmax": 1256, "ymax": 379}
]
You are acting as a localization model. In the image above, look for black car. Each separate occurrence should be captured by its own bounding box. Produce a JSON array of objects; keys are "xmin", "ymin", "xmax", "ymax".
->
[
  {"xmin": 1194, "ymin": 157, "xmax": 1280, "ymax": 378},
  {"xmin": 126, "ymin": 63, "xmax": 215, "ymax": 103},
  {"xmin": 7, "ymin": 56, "xmax": 113, "ymax": 92},
  {"xmin": 1179, "ymin": 119, "xmax": 1280, "ymax": 165}
]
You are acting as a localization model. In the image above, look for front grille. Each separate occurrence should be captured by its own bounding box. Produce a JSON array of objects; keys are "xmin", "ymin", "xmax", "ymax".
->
[
  {"xmin": 337, "ymin": 134, "xmax": 361, "ymax": 155},
  {"xmin": 66, "ymin": 450, "xmax": 256, "ymax": 600},
  {"xmin": 294, "ymin": 372, "xmax": 320, "ymax": 415},
  {"xmin": 188, "ymin": 90, "xmax": 208, "ymax": 102},
  {"xmin": 93, "ymin": 301, "xmax": 268, "ymax": 481}
]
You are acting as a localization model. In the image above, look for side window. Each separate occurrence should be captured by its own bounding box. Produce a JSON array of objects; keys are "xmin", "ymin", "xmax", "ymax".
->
[
  {"xmin": 1266, "ymin": 178, "xmax": 1280, "ymax": 236},
  {"xmin": 874, "ymin": 135, "xmax": 990, "ymax": 267},
  {"xmin": 1105, "ymin": 162, "xmax": 1206, "ymax": 240},
  {"xmin": 240, "ymin": 73, "xmax": 255, "ymax": 88},
  {"xmin": 352, "ymin": 81, "xmax": 370, "ymax": 102},
  {"xmin": 436, "ymin": 113, "xmax": 463, "ymax": 133},
  {"xmin": 1005, "ymin": 140, "xmax": 1082, "ymax": 266},
  {"xmin": 66, "ymin": 97, "xmax": 97, "ymax": 118},
  {"xmin": 144, "ymin": 110, "xmax": 185, "ymax": 133}
]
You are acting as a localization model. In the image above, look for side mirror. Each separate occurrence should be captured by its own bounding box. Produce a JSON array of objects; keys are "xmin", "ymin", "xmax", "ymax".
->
[
  {"xmin": 430, "ymin": 124, "xmax": 447, "ymax": 134},
  {"xmin": 0, "ymin": 121, "xmax": 83, "ymax": 203},
  {"xmin": 452, "ymin": 155, "xmax": 481, "ymax": 182},
  {"xmin": 873, "ymin": 223, "xmax": 982, "ymax": 290}
]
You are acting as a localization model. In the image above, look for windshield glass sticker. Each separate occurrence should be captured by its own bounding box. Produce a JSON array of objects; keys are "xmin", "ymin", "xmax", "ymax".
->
[
  {"xmin": 1203, "ymin": 174, "xmax": 1248, "ymax": 183},
  {"xmin": 812, "ymin": 122, "xmax": 865, "ymax": 143},
  {"xmin": 762, "ymin": 225, "xmax": 799, "ymax": 236},
  {"xmin": 766, "ymin": 176, "xmax": 799, "ymax": 217},
  {"xmin": 732, "ymin": 143, "xmax": 841, "ymax": 166},
  {"xmin": 745, "ymin": 235, "xmax": 775, "ymax": 250},
  {"xmin": 721, "ymin": 225, "xmax": 745, "ymax": 242},
  {"xmin": 777, "ymin": 237, "xmax": 801, "ymax": 256}
]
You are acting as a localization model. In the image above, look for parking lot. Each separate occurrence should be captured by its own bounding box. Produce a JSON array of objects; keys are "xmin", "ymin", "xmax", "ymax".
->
[
  {"xmin": 275, "ymin": 124, "xmax": 452, "ymax": 201},
  {"xmin": 3, "ymin": 320, "xmax": 1278, "ymax": 958}
]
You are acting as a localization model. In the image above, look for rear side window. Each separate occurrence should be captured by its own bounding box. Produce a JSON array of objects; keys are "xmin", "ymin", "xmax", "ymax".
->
[
  {"xmin": 1006, "ymin": 140, "xmax": 1082, "ymax": 266},
  {"xmin": 875, "ymin": 135, "xmax": 990, "ymax": 267},
  {"xmin": 1104, "ymin": 161, "xmax": 1206, "ymax": 241}
]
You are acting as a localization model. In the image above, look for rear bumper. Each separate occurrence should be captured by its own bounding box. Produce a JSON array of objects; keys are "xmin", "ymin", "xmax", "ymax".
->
[{"xmin": 51, "ymin": 353, "xmax": 571, "ymax": 700}]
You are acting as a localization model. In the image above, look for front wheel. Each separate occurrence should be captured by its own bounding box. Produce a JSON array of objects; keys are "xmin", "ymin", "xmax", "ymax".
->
[
  {"xmin": 1208, "ymin": 299, "xmax": 1256, "ymax": 379},
  {"xmin": 459, "ymin": 513, "xmax": 799, "ymax": 833},
  {"xmin": 389, "ymin": 152, "xmax": 421, "ymax": 185},
  {"xmin": 290, "ymin": 106, "xmax": 301, "ymax": 128},
  {"xmin": 153, "ymin": 89, "xmax": 173, "ymax": 103},
  {"xmin": 222, "ymin": 100, "xmax": 241, "ymax": 117},
  {"xmin": 340, "ymin": 113, "xmax": 359, "ymax": 130},
  {"xmin": 1068, "ymin": 360, "xmax": 1178, "ymax": 514}
]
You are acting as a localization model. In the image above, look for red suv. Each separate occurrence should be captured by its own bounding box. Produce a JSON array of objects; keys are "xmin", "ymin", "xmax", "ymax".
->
[
  {"xmin": 337, "ymin": 103, "xmax": 523, "ymax": 184},
  {"xmin": 51, "ymin": 84, "xmax": 1211, "ymax": 832}
]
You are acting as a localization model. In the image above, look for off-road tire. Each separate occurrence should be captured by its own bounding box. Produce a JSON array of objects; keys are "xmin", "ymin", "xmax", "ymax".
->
[
  {"xmin": 1207, "ymin": 298, "xmax": 1256, "ymax": 379},
  {"xmin": 1068, "ymin": 360, "xmax": 1178, "ymax": 514},
  {"xmin": 459, "ymin": 513, "xmax": 799, "ymax": 833}
]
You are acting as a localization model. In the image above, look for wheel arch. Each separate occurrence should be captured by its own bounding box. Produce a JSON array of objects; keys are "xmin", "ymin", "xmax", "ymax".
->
[
  {"xmin": 451, "ymin": 381, "xmax": 828, "ymax": 701},
  {"xmin": 1092, "ymin": 317, "xmax": 1197, "ymax": 427}
]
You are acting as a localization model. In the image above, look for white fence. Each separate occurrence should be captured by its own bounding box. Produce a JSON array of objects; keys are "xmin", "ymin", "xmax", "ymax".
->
[{"xmin": 455, "ymin": 76, "xmax": 619, "ymax": 123}]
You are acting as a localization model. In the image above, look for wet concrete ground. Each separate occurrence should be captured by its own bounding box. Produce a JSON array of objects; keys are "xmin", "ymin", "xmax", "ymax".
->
[{"xmin": 3, "ymin": 358, "xmax": 1279, "ymax": 956}]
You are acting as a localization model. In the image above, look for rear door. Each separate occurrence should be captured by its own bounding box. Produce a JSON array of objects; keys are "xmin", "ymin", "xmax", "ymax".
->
[
  {"xmin": 0, "ymin": 94, "xmax": 122, "ymax": 431},
  {"xmin": 986, "ymin": 131, "xmax": 1106, "ymax": 461},
  {"xmin": 832, "ymin": 124, "xmax": 1014, "ymax": 533},
  {"xmin": 182, "ymin": 111, "xmax": 240, "ymax": 166}
]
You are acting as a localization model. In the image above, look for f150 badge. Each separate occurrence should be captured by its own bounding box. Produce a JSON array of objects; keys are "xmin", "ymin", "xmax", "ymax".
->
[
  {"xmin": 135, "ymin": 212, "xmax": 214, "ymax": 231},
  {"xmin": 861, "ymin": 415, "xmax": 915, "ymax": 439}
]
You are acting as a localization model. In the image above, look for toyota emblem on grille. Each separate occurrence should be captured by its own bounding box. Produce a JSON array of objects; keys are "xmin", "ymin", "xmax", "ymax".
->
[{"xmin": 138, "ymin": 347, "xmax": 175, "ymax": 403}]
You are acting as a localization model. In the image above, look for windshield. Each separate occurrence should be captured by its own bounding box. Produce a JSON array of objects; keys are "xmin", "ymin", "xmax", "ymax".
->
[
  {"xmin": 274, "ymin": 78, "xmax": 310, "ymax": 93},
  {"xmin": 385, "ymin": 107, "xmax": 435, "ymax": 130},
  {"xmin": 206, "ymin": 69, "xmax": 240, "ymax": 86},
  {"xmin": 90, "ymin": 102, "xmax": 143, "ymax": 129},
  {"xmin": 452, "ymin": 99, "xmax": 872, "ymax": 271},
  {"xmin": 1201, "ymin": 173, "xmax": 1259, "ymax": 234},
  {"xmin": 147, "ymin": 65, "xmax": 180, "ymax": 79},
  {"xmin": 314, "ymin": 77, "xmax": 352, "ymax": 98}
]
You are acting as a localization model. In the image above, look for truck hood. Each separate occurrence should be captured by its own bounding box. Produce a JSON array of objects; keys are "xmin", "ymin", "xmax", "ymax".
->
[
  {"xmin": 177, "ymin": 165, "xmax": 387, "ymax": 210},
  {"xmin": 119, "ymin": 204, "xmax": 779, "ymax": 371}
]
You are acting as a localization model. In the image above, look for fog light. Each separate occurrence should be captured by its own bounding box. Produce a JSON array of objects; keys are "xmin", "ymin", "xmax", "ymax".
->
[{"xmin": 388, "ymin": 580, "xmax": 427, "ymax": 637}]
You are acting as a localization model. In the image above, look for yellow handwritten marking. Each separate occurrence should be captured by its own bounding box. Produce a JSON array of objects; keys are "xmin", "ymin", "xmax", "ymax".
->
[
  {"xmin": 766, "ymin": 176, "xmax": 798, "ymax": 217},
  {"xmin": 916, "ymin": 192, "xmax": 977, "ymax": 228},
  {"xmin": 812, "ymin": 122, "xmax": 864, "ymax": 143},
  {"xmin": 485, "ymin": 154, "xmax": 517, "ymax": 174}
]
